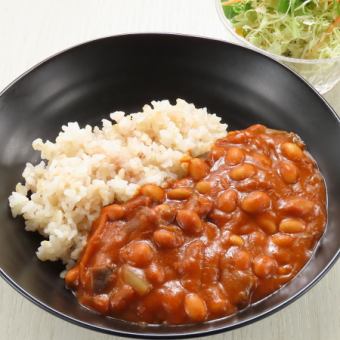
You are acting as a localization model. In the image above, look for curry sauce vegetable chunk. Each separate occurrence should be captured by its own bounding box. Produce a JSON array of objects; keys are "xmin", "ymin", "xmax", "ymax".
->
[{"xmin": 65, "ymin": 125, "xmax": 326, "ymax": 324}]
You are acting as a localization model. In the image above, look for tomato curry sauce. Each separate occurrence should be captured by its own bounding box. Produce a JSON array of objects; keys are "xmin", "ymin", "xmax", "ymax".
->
[{"xmin": 65, "ymin": 124, "xmax": 326, "ymax": 324}]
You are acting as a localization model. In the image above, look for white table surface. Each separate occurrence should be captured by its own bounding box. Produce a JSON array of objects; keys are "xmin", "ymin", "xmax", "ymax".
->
[{"xmin": 0, "ymin": 1, "xmax": 339, "ymax": 339}]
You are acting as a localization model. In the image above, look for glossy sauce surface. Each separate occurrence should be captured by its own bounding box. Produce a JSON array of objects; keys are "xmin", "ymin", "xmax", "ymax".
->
[{"xmin": 65, "ymin": 125, "xmax": 326, "ymax": 324}]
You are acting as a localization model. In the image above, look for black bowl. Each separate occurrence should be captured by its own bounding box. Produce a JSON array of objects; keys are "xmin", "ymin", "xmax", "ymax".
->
[{"xmin": 0, "ymin": 34, "xmax": 339, "ymax": 338}]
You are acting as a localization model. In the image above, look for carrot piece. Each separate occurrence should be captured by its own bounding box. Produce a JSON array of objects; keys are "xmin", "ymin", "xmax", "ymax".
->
[
  {"xmin": 222, "ymin": 0, "xmax": 242, "ymax": 5},
  {"xmin": 326, "ymin": 16, "xmax": 340, "ymax": 34},
  {"xmin": 78, "ymin": 212, "xmax": 108, "ymax": 268}
]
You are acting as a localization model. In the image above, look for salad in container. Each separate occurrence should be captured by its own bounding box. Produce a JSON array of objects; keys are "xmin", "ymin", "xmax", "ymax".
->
[{"xmin": 216, "ymin": 0, "xmax": 340, "ymax": 93}]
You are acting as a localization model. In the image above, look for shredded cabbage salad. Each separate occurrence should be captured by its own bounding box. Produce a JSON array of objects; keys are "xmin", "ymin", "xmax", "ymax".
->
[{"xmin": 221, "ymin": 0, "xmax": 340, "ymax": 59}]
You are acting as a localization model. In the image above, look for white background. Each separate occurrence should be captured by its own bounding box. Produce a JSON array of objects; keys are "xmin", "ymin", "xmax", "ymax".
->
[{"xmin": 0, "ymin": 1, "xmax": 339, "ymax": 340}]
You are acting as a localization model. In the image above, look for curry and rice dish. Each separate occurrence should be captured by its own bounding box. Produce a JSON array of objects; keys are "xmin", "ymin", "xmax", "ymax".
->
[{"xmin": 9, "ymin": 99, "xmax": 326, "ymax": 325}]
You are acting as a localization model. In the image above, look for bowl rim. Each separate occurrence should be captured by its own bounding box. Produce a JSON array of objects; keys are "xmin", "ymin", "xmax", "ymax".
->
[
  {"xmin": 0, "ymin": 33, "xmax": 339, "ymax": 339},
  {"xmin": 215, "ymin": 0, "xmax": 340, "ymax": 64}
]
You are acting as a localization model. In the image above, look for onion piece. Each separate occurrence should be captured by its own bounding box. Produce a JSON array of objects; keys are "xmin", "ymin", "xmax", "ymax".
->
[{"xmin": 121, "ymin": 265, "xmax": 152, "ymax": 296}]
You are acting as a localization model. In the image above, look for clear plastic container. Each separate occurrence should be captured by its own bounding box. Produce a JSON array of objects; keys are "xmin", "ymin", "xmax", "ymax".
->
[{"xmin": 216, "ymin": 0, "xmax": 340, "ymax": 94}]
